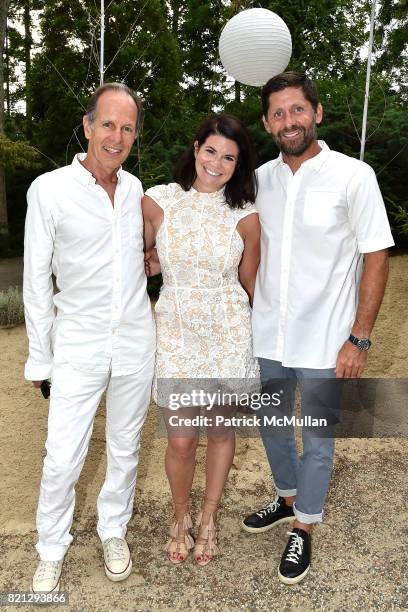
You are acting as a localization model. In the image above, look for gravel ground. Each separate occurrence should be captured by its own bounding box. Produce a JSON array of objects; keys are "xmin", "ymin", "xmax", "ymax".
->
[{"xmin": 0, "ymin": 253, "xmax": 407, "ymax": 611}]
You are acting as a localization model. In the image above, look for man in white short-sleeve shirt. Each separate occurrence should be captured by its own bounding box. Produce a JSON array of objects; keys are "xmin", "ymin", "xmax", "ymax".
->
[
  {"xmin": 24, "ymin": 83, "xmax": 155, "ymax": 592},
  {"xmin": 242, "ymin": 72, "xmax": 394, "ymax": 585}
]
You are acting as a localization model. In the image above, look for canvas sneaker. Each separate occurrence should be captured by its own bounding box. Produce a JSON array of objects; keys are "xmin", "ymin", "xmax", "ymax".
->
[
  {"xmin": 32, "ymin": 559, "xmax": 63, "ymax": 593},
  {"xmin": 103, "ymin": 537, "xmax": 132, "ymax": 582}
]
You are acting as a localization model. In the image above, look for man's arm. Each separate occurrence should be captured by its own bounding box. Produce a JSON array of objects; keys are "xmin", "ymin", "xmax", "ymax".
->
[
  {"xmin": 23, "ymin": 179, "xmax": 56, "ymax": 384},
  {"xmin": 335, "ymin": 249, "xmax": 389, "ymax": 378}
]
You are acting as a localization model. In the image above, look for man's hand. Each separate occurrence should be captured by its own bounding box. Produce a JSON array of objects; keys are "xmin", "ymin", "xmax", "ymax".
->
[
  {"xmin": 335, "ymin": 340, "xmax": 368, "ymax": 378},
  {"xmin": 145, "ymin": 248, "xmax": 161, "ymax": 277},
  {"xmin": 33, "ymin": 381, "xmax": 43, "ymax": 388}
]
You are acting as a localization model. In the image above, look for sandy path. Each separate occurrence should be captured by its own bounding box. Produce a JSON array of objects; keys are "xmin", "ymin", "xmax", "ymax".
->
[{"xmin": 0, "ymin": 254, "xmax": 407, "ymax": 610}]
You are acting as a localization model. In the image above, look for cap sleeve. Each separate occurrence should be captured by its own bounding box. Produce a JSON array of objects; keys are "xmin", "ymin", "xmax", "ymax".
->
[
  {"xmin": 238, "ymin": 202, "xmax": 258, "ymax": 220},
  {"xmin": 144, "ymin": 183, "xmax": 180, "ymax": 211}
]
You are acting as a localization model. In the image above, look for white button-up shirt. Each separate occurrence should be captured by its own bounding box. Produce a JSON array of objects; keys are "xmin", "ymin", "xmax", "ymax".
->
[
  {"xmin": 24, "ymin": 153, "xmax": 155, "ymax": 380},
  {"xmin": 252, "ymin": 141, "xmax": 394, "ymax": 369}
]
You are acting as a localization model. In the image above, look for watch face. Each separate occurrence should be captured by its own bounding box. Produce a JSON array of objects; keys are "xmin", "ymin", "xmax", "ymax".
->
[{"xmin": 358, "ymin": 339, "xmax": 370, "ymax": 351}]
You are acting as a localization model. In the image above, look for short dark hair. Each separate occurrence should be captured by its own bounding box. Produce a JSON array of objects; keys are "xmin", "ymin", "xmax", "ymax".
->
[
  {"xmin": 86, "ymin": 82, "xmax": 143, "ymax": 130},
  {"xmin": 173, "ymin": 114, "xmax": 257, "ymax": 209},
  {"xmin": 261, "ymin": 71, "xmax": 320, "ymax": 117}
]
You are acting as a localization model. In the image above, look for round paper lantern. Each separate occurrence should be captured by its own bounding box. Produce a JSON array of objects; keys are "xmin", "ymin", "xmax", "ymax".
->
[{"xmin": 219, "ymin": 8, "xmax": 292, "ymax": 87}]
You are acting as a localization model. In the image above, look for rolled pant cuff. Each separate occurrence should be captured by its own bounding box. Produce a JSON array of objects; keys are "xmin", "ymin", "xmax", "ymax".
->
[
  {"xmin": 36, "ymin": 543, "xmax": 67, "ymax": 562},
  {"xmin": 293, "ymin": 502, "xmax": 323, "ymax": 525},
  {"xmin": 276, "ymin": 487, "xmax": 297, "ymax": 497},
  {"xmin": 98, "ymin": 527, "xmax": 127, "ymax": 543}
]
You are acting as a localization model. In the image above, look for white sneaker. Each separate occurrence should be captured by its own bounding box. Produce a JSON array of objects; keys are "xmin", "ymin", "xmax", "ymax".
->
[
  {"xmin": 32, "ymin": 560, "xmax": 63, "ymax": 593},
  {"xmin": 103, "ymin": 537, "xmax": 132, "ymax": 582}
]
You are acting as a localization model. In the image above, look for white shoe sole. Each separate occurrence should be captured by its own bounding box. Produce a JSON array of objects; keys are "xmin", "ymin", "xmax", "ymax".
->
[
  {"xmin": 32, "ymin": 580, "xmax": 60, "ymax": 593},
  {"xmin": 278, "ymin": 564, "xmax": 310, "ymax": 585},
  {"xmin": 241, "ymin": 515, "xmax": 295, "ymax": 533},
  {"xmin": 104, "ymin": 558, "xmax": 132, "ymax": 582}
]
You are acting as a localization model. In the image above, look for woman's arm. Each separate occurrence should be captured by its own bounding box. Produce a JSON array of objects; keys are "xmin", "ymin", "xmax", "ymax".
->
[
  {"xmin": 237, "ymin": 213, "xmax": 261, "ymax": 305},
  {"xmin": 141, "ymin": 195, "xmax": 164, "ymax": 251}
]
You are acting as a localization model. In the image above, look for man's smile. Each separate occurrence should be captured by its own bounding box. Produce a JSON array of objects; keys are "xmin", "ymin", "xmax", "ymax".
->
[
  {"xmin": 103, "ymin": 145, "xmax": 123, "ymax": 154},
  {"xmin": 280, "ymin": 128, "xmax": 303, "ymax": 139}
]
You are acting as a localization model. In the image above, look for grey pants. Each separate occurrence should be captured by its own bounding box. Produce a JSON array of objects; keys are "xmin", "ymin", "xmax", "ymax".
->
[{"xmin": 258, "ymin": 358, "xmax": 340, "ymax": 524}]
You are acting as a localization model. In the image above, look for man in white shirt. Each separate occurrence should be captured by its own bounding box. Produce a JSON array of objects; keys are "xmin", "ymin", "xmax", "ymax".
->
[
  {"xmin": 24, "ymin": 82, "xmax": 155, "ymax": 592},
  {"xmin": 242, "ymin": 72, "xmax": 394, "ymax": 585}
]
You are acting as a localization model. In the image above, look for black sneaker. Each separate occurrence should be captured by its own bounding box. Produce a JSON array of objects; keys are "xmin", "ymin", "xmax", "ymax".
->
[
  {"xmin": 278, "ymin": 528, "xmax": 311, "ymax": 585},
  {"xmin": 242, "ymin": 496, "xmax": 295, "ymax": 533}
]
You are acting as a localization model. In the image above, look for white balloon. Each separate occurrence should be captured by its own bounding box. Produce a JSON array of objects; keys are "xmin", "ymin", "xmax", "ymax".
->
[{"xmin": 219, "ymin": 8, "xmax": 292, "ymax": 87}]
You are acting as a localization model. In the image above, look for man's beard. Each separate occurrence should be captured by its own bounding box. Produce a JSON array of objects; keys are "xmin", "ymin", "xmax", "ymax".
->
[{"xmin": 273, "ymin": 122, "xmax": 317, "ymax": 156}]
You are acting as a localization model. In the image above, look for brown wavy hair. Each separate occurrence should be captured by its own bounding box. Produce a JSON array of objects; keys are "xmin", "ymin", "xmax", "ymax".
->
[{"xmin": 173, "ymin": 114, "xmax": 257, "ymax": 209}]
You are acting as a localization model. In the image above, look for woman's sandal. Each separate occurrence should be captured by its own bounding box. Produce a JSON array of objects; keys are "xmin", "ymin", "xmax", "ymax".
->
[
  {"xmin": 194, "ymin": 510, "xmax": 219, "ymax": 566},
  {"xmin": 165, "ymin": 513, "xmax": 194, "ymax": 564}
]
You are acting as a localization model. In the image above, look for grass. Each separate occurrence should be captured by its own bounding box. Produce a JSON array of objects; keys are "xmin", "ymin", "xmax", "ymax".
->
[{"xmin": 0, "ymin": 286, "xmax": 25, "ymax": 327}]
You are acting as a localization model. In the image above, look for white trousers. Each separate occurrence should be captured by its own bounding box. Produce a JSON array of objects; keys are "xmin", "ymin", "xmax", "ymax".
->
[{"xmin": 36, "ymin": 357, "xmax": 154, "ymax": 561}]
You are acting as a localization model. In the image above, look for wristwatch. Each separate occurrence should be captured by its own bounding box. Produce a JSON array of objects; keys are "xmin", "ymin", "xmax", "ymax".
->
[{"xmin": 348, "ymin": 334, "xmax": 372, "ymax": 352}]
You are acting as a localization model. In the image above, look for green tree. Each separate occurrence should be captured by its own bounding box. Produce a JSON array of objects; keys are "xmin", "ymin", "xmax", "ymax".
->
[
  {"xmin": 0, "ymin": 0, "xmax": 11, "ymax": 232},
  {"xmin": 27, "ymin": 0, "xmax": 181, "ymax": 169},
  {"xmin": 2, "ymin": 0, "xmax": 408, "ymax": 251},
  {"xmin": 376, "ymin": 0, "xmax": 408, "ymax": 96}
]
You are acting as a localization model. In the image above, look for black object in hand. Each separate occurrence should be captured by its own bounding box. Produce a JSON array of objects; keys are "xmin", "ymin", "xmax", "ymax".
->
[{"xmin": 40, "ymin": 380, "xmax": 51, "ymax": 399}]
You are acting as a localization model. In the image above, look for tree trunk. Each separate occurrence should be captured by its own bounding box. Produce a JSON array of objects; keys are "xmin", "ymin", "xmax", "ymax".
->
[
  {"xmin": 24, "ymin": 0, "xmax": 32, "ymax": 137},
  {"xmin": 234, "ymin": 80, "xmax": 241, "ymax": 103},
  {"xmin": 5, "ymin": 20, "xmax": 9, "ymax": 117},
  {"xmin": 0, "ymin": 0, "xmax": 11, "ymax": 232}
]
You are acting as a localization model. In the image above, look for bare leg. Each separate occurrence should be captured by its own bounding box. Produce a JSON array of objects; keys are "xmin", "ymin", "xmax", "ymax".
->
[
  {"xmin": 165, "ymin": 435, "xmax": 198, "ymax": 519},
  {"xmin": 195, "ymin": 408, "xmax": 236, "ymax": 565},
  {"xmin": 204, "ymin": 432, "xmax": 235, "ymax": 510},
  {"xmin": 163, "ymin": 408, "xmax": 199, "ymax": 563}
]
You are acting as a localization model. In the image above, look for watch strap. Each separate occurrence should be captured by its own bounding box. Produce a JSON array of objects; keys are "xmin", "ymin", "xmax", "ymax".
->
[{"xmin": 348, "ymin": 334, "xmax": 372, "ymax": 351}]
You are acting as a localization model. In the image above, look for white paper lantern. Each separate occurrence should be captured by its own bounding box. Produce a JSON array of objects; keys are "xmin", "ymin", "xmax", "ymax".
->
[{"xmin": 219, "ymin": 8, "xmax": 292, "ymax": 87}]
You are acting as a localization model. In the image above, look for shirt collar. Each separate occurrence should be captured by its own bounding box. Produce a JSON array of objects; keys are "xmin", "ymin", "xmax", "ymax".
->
[
  {"xmin": 278, "ymin": 140, "xmax": 330, "ymax": 172},
  {"xmin": 71, "ymin": 153, "xmax": 123, "ymax": 186}
]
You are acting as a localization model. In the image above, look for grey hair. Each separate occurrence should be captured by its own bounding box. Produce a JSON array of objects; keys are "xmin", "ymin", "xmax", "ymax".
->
[{"xmin": 86, "ymin": 82, "xmax": 143, "ymax": 131}]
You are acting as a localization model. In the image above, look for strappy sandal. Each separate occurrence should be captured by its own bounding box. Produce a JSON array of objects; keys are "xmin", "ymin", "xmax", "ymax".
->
[
  {"xmin": 194, "ymin": 509, "xmax": 219, "ymax": 566},
  {"xmin": 165, "ymin": 513, "xmax": 194, "ymax": 564}
]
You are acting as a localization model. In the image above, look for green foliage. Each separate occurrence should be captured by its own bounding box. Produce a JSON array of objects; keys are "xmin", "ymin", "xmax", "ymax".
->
[
  {"xmin": 3, "ymin": 0, "xmax": 408, "ymax": 251},
  {"xmin": 388, "ymin": 198, "xmax": 408, "ymax": 244},
  {"xmin": 0, "ymin": 134, "xmax": 40, "ymax": 169},
  {"xmin": 376, "ymin": 0, "xmax": 408, "ymax": 96},
  {"xmin": 0, "ymin": 285, "xmax": 24, "ymax": 327}
]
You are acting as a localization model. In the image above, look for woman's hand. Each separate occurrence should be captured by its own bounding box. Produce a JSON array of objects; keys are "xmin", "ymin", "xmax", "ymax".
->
[{"xmin": 145, "ymin": 248, "xmax": 161, "ymax": 277}]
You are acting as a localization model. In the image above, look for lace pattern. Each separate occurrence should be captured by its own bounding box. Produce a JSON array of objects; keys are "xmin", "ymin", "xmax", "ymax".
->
[{"xmin": 145, "ymin": 183, "xmax": 260, "ymax": 398}]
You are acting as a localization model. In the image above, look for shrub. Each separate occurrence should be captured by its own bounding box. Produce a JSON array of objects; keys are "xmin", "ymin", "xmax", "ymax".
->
[{"xmin": 0, "ymin": 286, "xmax": 25, "ymax": 327}]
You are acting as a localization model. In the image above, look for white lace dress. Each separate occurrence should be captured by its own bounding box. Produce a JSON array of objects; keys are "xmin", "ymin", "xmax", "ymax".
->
[{"xmin": 145, "ymin": 183, "xmax": 259, "ymax": 402}]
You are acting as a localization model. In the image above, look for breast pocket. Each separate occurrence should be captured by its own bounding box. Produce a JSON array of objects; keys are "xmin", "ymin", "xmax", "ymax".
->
[{"xmin": 303, "ymin": 190, "xmax": 340, "ymax": 227}]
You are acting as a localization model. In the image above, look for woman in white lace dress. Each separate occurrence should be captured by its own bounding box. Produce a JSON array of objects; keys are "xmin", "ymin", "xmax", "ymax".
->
[{"xmin": 142, "ymin": 115, "xmax": 260, "ymax": 566}]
